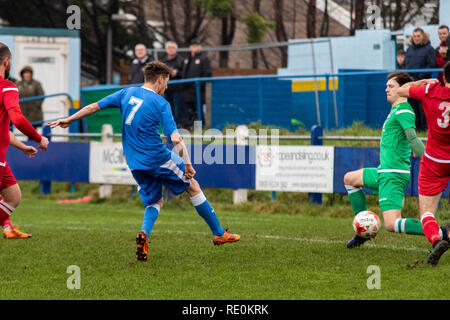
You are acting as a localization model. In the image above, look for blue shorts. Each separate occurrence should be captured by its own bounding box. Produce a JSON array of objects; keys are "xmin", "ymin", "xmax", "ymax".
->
[{"xmin": 131, "ymin": 154, "xmax": 191, "ymax": 207}]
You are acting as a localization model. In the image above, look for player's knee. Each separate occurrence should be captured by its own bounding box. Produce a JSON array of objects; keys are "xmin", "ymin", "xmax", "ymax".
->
[
  {"xmin": 343, "ymin": 172, "xmax": 354, "ymax": 186},
  {"xmin": 156, "ymin": 198, "xmax": 164, "ymax": 209},
  {"xmin": 2, "ymin": 189, "xmax": 21, "ymax": 209},
  {"xmin": 384, "ymin": 222, "xmax": 395, "ymax": 232},
  {"xmin": 187, "ymin": 179, "xmax": 201, "ymax": 197}
]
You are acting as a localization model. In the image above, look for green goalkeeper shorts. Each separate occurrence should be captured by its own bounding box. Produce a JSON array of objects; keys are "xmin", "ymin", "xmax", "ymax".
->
[{"xmin": 362, "ymin": 168, "xmax": 410, "ymax": 212}]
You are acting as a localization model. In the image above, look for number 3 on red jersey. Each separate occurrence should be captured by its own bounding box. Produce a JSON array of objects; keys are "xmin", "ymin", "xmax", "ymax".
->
[{"xmin": 438, "ymin": 102, "xmax": 450, "ymax": 129}]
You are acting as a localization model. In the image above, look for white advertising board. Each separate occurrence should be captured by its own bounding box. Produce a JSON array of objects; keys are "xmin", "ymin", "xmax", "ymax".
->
[
  {"xmin": 89, "ymin": 142, "xmax": 136, "ymax": 185},
  {"xmin": 256, "ymin": 145, "xmax": 334, "ymax": 193}
]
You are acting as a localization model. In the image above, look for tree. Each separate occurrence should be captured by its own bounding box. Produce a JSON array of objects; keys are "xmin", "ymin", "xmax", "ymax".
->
[
  {"xmin": 320, "ymin": 0, "xmax": 329, "ymax": 37},
  {"xmin": 306, "ymin": 0, "xmax": 316, "ymax": 38},
  {"xmin": 0, "ymin": 0, "xmax": 154, "ymax": 83},
  {"xmin": 202, "ymin": 0, "xmax": 236, "ymax": 68},
  {"xmin": 157, "ymin": 0, "xmax": 209, "ymax": 47},
  {"xmin": 273, "ymin": 0, "xmax": 288, "ymax": 67},
  {"xmin": 242, "ymin": 11, "xmax": 274, "ymax": 68},
  {"xmin": 372, "ymin": 0, "xmax": 437, "ymax": 31}
]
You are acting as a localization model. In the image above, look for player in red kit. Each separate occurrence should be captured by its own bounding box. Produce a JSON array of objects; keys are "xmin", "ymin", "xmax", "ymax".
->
[
  {"xmin": 1, "ymin": 132, "xmax": 38, "ymax": 238},
  {"xmin": 0, "ymin": 42, "xmax": 49, "ymax": 238},
  {"xmin": 398, "ymin": 61, "xmax": 450, "ymax": 265}
]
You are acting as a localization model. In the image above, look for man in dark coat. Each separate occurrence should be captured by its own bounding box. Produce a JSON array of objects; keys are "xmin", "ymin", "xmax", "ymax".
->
[
  {"xmin": 404, "ymin": 28, "xmax": 436, "ymax": 131},
  {"xmin": 181, "ymin": 39, "xmax": 212, "ymax": 129},
  {"xmin": 404, "ymin": 28, "xmax": 436, "ymax": 80},
  {"xmin": 128, "ymin": 44, "xmax": 152, "ymax": 84},
  {"xmin": 162, "ymin": 41, "xmax": 184, "ymax": 125}
]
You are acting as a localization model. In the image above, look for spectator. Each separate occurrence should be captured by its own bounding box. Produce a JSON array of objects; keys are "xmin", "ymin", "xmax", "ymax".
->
[
  {"xmin": 128, "ymin": 43, "xmax": 152, "ymax": 84},
  {"xmin": 181, "ymin": 38, "xmax": 212, "ymax": 129},
  {"xmin": 436, "ymin": 25, "xmax": 448, "ymax": 83},
  {"xmin": 404, "ymin": 28, "xmax": 436, "ymax": 131},
  {"xmin": 17, "ymin": 65, "xmax": 44, "ymax": 128},
  {"xmin": 162, "ymin": 41, "xmax": 184, "ymax": 125},
  {"xmin": 404, "ymin": 28, "xmax": 436, "ymax": 80},
  {"xmin": 397, "ymin": 49, "xmax": 405, "ymax": 69}
]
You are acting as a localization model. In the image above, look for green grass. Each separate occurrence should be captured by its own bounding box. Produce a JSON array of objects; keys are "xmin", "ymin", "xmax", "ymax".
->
[{"xmin": 1, "ymin": 198, "xmax": 449, "ymax": 300}]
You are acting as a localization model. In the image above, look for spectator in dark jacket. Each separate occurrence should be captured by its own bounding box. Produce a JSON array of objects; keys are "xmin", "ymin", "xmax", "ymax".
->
[
  {"xmin": 162, "ymin": 41, "xmax": 184, "ymax": 125},
  {"xmin": 404, "ymin": 28, "xmax": 436, "ymax": 80},
  {"xmin": 128, "ymin": 44, "xmax": 152, "ymax": 84},
  {"xmin": 436, "ymin": 25, "xmax": 449, "ymax": 83},
  {"xmin": 404, "ymin": 28, "xmax": 436, "ymax": 131},
  {"xmin": 181, "ymin": 38, "xmax": 212, "ymax": 129}
]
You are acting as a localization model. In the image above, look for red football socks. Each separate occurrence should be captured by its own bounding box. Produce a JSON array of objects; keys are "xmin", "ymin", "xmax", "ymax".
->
[{"xmin": 421, "ymin": 212, "xmax": 441, "ymax": 245}]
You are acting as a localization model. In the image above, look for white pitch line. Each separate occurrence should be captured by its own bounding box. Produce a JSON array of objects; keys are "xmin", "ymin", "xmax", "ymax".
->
[{"xmin": 25, "ymin": 222, "xmax": 431, "ymax": 253}]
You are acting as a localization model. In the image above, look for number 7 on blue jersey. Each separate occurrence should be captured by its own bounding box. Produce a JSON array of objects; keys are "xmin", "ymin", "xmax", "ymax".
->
[{"xmin": 125, "ymin": 96, "xmax": 144, "ymax": 125}]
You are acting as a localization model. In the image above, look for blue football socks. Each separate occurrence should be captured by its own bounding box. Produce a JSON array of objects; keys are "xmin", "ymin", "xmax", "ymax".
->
[
  {"xmin": 190, "ymin": 192, "xmax": 225, "ymax": 236},
  {"xmin": 141, "ymin": 204, "xmax": 161, "ymax": 236}
]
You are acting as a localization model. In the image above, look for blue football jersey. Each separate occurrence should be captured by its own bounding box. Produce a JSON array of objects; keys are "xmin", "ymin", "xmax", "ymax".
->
[{"xmin": 97, "ymin": 86, "xmax": 178, "ymax": 170}]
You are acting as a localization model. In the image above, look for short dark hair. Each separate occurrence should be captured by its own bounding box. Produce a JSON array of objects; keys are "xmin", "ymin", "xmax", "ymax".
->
[
  {"xmin": 387, "ymin": 71, "xmax": 414, "ymax": 86},
  {"xmin": 144, "ymin": 61, "xmax": 171, "ymax": 83},
  {"xmin": 413, "ymin": 27, "xmax": 424, "ymax": 34},
  {"xmin": 0, "ymin": 42, "xmax": 11, "ymax": 62},
  {"xmin": 438, "ymin": 25, "xmax": 449, "ymax": 31},
  {"xmin": 444, "ymin": 61, "xmax": 450, "ymax": 83}
]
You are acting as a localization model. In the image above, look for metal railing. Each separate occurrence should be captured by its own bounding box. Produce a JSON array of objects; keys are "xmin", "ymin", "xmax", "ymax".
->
[{"xmin": 18, "ymin": 92, "xmax": 76, "ymax": 127}]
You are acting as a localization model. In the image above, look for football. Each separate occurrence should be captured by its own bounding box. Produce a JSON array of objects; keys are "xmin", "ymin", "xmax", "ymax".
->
[{"xmin": 353, "ymin": 211, "xmax": 381, "ymax": 239}]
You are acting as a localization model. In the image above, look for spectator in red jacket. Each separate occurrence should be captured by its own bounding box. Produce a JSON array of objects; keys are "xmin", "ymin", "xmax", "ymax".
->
[{"xmin": 436, "ymin": 25, "xmax": 449, "ymax": 83}]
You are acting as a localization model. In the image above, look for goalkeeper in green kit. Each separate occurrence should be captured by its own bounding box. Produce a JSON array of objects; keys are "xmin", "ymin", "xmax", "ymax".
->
[{"xmin": 344, "ymin": 71, "xmax": 449, "ymax": 248}]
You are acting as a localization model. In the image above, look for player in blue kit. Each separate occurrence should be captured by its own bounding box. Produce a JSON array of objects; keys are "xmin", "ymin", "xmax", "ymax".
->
[{"xmin": 49, "ymin": 61, "xmax": 240, "ymax": 262}]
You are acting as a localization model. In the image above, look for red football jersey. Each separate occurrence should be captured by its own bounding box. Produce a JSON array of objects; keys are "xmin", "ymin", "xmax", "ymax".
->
[
  {"xmin": 0, "ymin": 77, "xmax": 41, "ymax": 163},
  {"xmin": 409, "ymin": 83, "xmax": 450, "ymax": 162},
  {"xmin": 0, "ymin": 78, "xmax": 19, "ymax": 163}
]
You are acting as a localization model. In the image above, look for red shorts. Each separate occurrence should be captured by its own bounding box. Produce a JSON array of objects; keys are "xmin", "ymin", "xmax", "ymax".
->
[
  {"xmin": 0, "ymin": 161, "xmax": 17, "ymax": 191},
  {"xmin": 418, "ymin": 155, "xmax": 450, "ymax": 196}
]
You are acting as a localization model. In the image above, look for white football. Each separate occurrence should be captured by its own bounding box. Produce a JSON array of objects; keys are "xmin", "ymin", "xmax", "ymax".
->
[{"xmin": 353, "ymin": 211, "xmax": 381, "ymax": 239}]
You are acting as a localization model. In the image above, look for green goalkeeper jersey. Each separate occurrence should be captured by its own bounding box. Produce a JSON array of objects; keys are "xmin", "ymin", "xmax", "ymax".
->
[{"xmin": 379, "ymin": 102, "xmax": 416, "ymax": 173}]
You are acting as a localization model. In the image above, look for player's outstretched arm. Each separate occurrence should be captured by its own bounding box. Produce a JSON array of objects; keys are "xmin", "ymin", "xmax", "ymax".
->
[
  {"xmin": 9, "ymin": 132, "xmax": 37, "ymax": 158},
  {"xmin": 48, "ymin": 103, "xmax": 100, "ymax": 129},
  {"xmin": 170, "ymin": 132, "xmax": 196, "ymax": 179},
  {"xmin": 398, "ymin": 79, "xmax": 439, "ymax": 97}
]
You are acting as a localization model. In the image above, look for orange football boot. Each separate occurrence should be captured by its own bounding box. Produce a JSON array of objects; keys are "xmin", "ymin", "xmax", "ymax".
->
[
  {"xmin": 136, "ymin": 231, "xmax": 149, "ymax": 262},
  {"xmin": 213, "ymin": 228, "xmax": 240, "ymax": 246},
  {"xmin": 3, "ymin": 226, "xmax": 32, "ymax": 239}
]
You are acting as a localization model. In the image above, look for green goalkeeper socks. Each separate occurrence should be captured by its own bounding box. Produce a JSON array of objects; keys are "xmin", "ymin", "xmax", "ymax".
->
[
  {"xmin": 345, "ymin": 185, "xmax": 367, "ymax": 215},
  {"xmin": 394, "ymin": 218, "xmax": 424, "ymax": 236}
]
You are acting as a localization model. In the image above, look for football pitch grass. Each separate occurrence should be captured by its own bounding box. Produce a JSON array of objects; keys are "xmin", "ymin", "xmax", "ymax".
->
[{"xmin": 0, "ymin": 198, "xmax": 449, "ymax": 300}]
